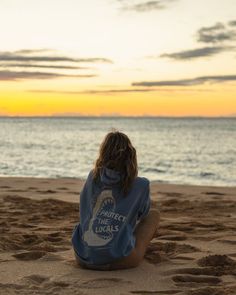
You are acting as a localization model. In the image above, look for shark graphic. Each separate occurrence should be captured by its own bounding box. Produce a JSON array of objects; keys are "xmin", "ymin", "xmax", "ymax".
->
[{"xmin": 83, "ymin": 189, "xmax": 116, "ymax": 246}]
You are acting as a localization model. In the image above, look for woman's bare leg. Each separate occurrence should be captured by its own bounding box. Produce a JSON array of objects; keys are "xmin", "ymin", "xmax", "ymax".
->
[
  {"xmin": 133, "ymin": 208, "xmax": 160, "ymax": 259},
  {"xmin": 108, "ymin": 208, "xmax": 160, "ymax": 270}
]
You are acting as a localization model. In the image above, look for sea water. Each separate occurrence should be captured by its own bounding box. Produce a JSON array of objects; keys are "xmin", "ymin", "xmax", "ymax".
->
[{"xmin": 0, "ymin": 117, "xmax": 235, "ymax": 186}]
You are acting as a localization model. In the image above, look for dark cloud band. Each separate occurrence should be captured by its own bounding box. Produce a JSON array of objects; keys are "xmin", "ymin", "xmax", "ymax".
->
[
  {"xmin": 0, "ymin": 49, "xmax": 110, "ymax": 80},
  {"xmin": 28, "ymin": 88, "xmax": 154, "ymax": 94},
  {"xmin": 0, "ymin": 53, "xmax": 112, "ymax": 63},
  {"xmin": 0, "ymin": 63, "xmax": 91, "ymax": 70},
  {"xmin": 160, "ymin": 46, "xmax": 234, "ymax": 60},
  {"xmin": 119, "ymin": 0, "xmax": 176, "ymax": 12},
  {"xmin": 0, "ymin": 70, "xmax": 97, "ymax": 81},
  {"xmin": 28, "ymin": 88, "xmax": 213, "ymax": 95},
  {"xmin": 132, "ymin": 75, "xmax": 236, "ymax": 86}
]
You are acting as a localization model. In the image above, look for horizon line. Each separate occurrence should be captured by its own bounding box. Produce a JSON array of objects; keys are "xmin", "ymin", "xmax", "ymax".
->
[{"xmin": 0, "ymin": 115, "xmax": 235, "ymax": 119}]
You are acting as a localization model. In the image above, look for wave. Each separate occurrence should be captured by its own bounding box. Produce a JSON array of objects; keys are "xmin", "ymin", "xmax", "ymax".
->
[
  {"xmin": 143, "ymin": 167, "xmax": 166, "ymax": 174},
  {"xmin": 200, "ymin": 172, "xmax": 215, "ymax": 178}
]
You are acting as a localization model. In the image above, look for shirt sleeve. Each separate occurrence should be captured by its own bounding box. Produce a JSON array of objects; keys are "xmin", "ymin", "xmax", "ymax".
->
[{"xmin": 137, "ymin": 181, "xmax": 151, "ymax": 220}]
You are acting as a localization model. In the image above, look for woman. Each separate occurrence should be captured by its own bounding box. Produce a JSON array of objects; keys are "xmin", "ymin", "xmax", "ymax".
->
[{"xmin": 72, "ymin": 130, "xmax": 160, "ymax": 270}]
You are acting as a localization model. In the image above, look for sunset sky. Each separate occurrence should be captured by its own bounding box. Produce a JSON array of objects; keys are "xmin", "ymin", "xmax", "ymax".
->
[{"xmin": 0, "ymin": 0, "xmax": 236, "ymax": 116}]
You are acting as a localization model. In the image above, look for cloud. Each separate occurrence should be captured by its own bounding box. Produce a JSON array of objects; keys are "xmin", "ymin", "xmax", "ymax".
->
[
  {"xmin": 14, "ymin": 49, "xmax": 56, "ymax": 55},
  {"xmin": 196, "ymin": 22, "xmax": 236, "ymax": 43},
  {"xmin": 160, "ymin": 46, "xmax": 234, "ymax": 60},
  {"xmin": 0, "ymin": 52, "xmax": 112, "ymax": 63},
  {"xmin": 28, "ymin": 88, "xmax": 155, "ymax": 94},
  {"xmin": 228, "ymin": 20, "xmax": 236, "ymax": 27},
  {"xmin": 132, "ymin": 74, "xmax": 236, "ymax": 86},
  {"xmin": 119, "ymin": 0, "xmax": 176, "ymax": 12},
  {"xmin": 0, "ymin": 70, "xmax": 97, "ymax": 81},
  {"xmin": 123, "ymin": 1, "xmax": 165, "ymax": 12},
  {"xmin": 155, "ymin": 20, "xmax": 236, "ymax": 62},
  {"xmin": 0, "ymin": 63, "xmax": 91, "ymax": 70},
  {"xmin": 0, "ymin": 49, "xmax": 111, "ymax": 80},
  {"xmin": 28, "ymin": 87, "xmax": 213, "ymax": 95}
]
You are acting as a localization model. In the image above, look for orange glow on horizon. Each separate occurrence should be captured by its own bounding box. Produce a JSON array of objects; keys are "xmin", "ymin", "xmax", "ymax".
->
[{"xmin": 1, "ymin": 85, "xmax": 236, "ymax": 117}]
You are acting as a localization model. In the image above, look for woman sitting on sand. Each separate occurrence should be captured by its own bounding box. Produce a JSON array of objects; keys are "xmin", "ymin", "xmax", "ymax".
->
[{"xmin": 72, "ymin": 130, "xmax": 160, "ymax": 270}]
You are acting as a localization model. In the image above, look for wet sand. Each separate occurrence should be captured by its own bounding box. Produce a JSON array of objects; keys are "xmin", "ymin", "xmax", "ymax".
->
[{"xmin": 0, "ymin": 177, "xmax": 235, "ymax": 295}]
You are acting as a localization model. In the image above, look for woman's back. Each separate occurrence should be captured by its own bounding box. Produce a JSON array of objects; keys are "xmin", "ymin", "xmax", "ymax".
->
[{"xmin": 72, "ymin": 166, "xmax": 150, "ymax": 265}]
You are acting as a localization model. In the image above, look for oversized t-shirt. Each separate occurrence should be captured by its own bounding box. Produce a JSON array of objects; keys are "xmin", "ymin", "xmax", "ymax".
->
[{"xmin": 71, "ymin": 166, "xmax": 151, "ymax": 265}]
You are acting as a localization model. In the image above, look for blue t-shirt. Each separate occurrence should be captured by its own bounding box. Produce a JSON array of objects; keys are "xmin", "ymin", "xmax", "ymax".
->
[{"xmin": 71, "ymin": 166, "xmax": 151, "ymax": 265}]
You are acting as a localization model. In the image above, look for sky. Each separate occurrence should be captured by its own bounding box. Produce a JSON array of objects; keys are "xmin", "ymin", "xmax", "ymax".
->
[{"xmin": 0, "ymin": 0, "xmax": 236, "ymax": 116}]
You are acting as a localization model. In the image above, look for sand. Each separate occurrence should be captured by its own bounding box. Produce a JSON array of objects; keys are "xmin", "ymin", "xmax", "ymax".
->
[{"xmin": 0, "ymin": 177, "xmax": 235, "ymax": 295}]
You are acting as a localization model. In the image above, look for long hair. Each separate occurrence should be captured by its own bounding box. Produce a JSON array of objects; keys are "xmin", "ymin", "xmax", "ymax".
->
[{"xmin": 93, "ymin": 130, "xmax": 138, "ymax": 196}]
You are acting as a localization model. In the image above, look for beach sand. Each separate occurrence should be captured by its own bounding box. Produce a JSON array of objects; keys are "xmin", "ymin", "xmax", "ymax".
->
[{"xmin": 0, "ymin": 177, "xmax": 235, "ymax": 295}]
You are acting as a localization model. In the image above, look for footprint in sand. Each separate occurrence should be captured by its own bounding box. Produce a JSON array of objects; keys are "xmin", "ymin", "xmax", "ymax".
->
[
  {"xmin": 45, "ymin": 236, "xmax": 63, "ymax": 242},
  {"xmin": 24, "ymin": 274, "xmax": 49, "ymax": 285},
  {"xmin": 23, "ymin": 274, "xmax": 70, "ymax": 289},
  {"xmin": 80, "ymin": 278, "xmax": 129, "ymax": 289},
  {"xmin": 23, "ymin": 274, "xmax": 69, "ymax": 290},
  {"xmin": 68, "ymin": 191, "xmax": 80, "ymax": 195},
  {"xmin": 163, "ymin": 224, "xmax": 195, "ymax": 232},
  {"xmin": 18, "ymin": 223, "xmax": 37, "ymax": 228},
  {"xmin": 198, "ymin": 254, "xmax": 236, "ymax": 268},
  {"xmin": 169, "ymin": 254, "xmax": 236, "ymax": 286},
  {"xmin": 57, "ymin": 187, "xmax": 69, "ymax": 190},
  {"xmin": 166, "ymin": 266, "xmax": 227, "ymax": 277},
  {"xmin": 228, "ymin": 253, "xmax": 236, "ymax": 258},
  {"xmin": 146, "ymin": 241, "xmax": 199, "ymax": 262},
  {"xmin": 145, "ymin": 242, "xmax": 199, "ymax": 264},
  {"xmin": 204, "ymin": 192, "xmax": 225, "ymax": 196},
  {"xmin": 187, "ymin": 286, "xmax": 224, "ymax": 295},
  {"xmin": 0, "ymin": 283, "xmax": 24, "ymax": 290},
  {"xmin": 197, "ymin": 254, "xmax": 236, "ymax": 275},
  {"xmin": 165, "ymin": 193, "xmax": 183, "ymax": 198},
  {"xmin": 217, "ymin": 239, "xmax": 236, "ymax": 245},
  {"xmin": 30, "ymin": 242, "xmax": 57, "ymax": 252},
  {"xmin": 131, "ymin": 290, "xmax": 182, "ymax": 294},
  {"xmin": 158, "ymin": 234, "xmax": 187, "ymax": 241},
  {"xmin": 7, "ymin": 189, "xmax": 26, "ymax": 192},
  {"xmin": 171, "ymin": 255, "xmax": 195, "ymax": 261},
  {"xmin": 48, "ymin": 281, "xmax": 70, "ymax": 287},
  {"xmin": 22, "ymin": 236, "xmax": 43, "ymax": 248},
  {"xmin": 40, "ymin": 253, "xmax": 64, "ymax": 261},
  {"xmin": 172, "ymin": 274, "xmax": 221, "ymax": 285},
  {"xmin": 36, "ymin": 189, "xmax": 57, "ymax": 194},
  {"xmin": 13, "ymin": 251, "xmax": 46, "ymax": 260}
]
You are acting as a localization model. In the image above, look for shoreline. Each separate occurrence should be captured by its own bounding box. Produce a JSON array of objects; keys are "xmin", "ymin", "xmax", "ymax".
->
[
  {"xmin": 0, "ymin": 176, "xmax": 235, "ymax": 203},
  {"xmin": 0, "ymin": 175, "xmax": 235, "ymax": 188},
  {"xmin": 0, "ymin": 176, "xmax": 235, "ymax": 294}
]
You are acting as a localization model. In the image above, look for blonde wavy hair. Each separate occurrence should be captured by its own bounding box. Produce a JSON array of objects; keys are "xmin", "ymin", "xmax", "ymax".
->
[{"xmin": 93, "ymin": 130, "xmax": 138, "ymax": 196}]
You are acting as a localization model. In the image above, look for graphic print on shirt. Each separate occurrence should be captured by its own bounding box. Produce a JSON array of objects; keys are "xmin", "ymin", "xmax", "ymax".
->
[{"xmin": 83, "ymin": 189, "xmax": 126, "ymax": 246}]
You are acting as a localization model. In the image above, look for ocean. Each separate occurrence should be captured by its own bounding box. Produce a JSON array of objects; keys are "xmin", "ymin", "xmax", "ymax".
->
[{"xmin": 0, "ymin": 117, "xmax": 235, "ymax": 186}]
